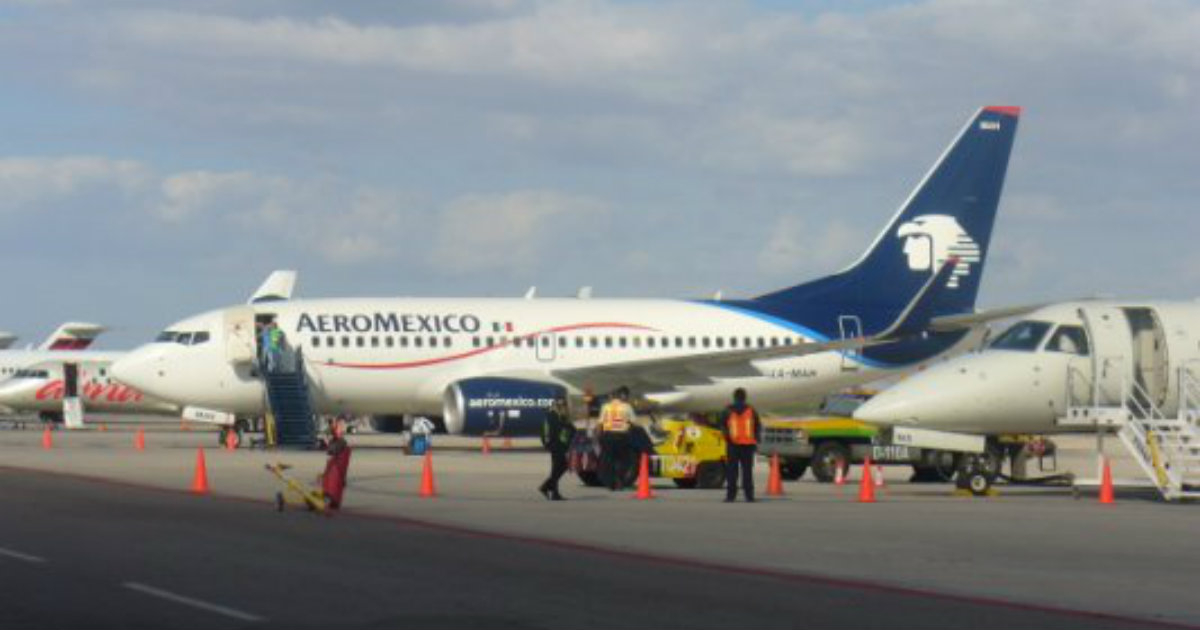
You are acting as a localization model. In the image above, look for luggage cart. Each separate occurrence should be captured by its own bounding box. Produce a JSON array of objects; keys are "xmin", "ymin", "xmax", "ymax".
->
[{"xmin": 264, "ymin": 462, "xmax": 329, "ymax": 514}]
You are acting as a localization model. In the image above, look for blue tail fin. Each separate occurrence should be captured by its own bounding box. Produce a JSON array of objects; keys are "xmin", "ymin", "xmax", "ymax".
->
[{"xmin": 753, "ymin": 106, "xmax": 1020, "ymax": 330}]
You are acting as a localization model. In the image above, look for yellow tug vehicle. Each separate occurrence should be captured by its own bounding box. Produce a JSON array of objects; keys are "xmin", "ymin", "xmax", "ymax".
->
[{"xmin": 569, "ymin": 415, "xmax": 728, "ymax": 489}]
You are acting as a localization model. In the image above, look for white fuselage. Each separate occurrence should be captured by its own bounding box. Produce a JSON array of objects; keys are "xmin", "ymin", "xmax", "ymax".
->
[
  {"xmin": 855, "ymin": 300, "xmax": 1200, "ymax": 434},
  {"xmin": 113, "ymin": 297, "xmax": 982, "ymax": 421},
  {"xmin": 0, "ymin": 351, "xmax": 176, "ymax": 416}
]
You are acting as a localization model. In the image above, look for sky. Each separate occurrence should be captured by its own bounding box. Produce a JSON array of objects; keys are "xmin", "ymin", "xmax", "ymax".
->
[{"xmin": 1, "ymin": 0, "xmax": 1199, "ymax": 349}]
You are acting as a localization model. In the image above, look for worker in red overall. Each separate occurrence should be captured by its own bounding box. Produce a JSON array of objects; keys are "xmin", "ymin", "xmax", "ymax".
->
[{"xmin": 322, "ymin": 419, "xmax": 352, "ymax": 509}]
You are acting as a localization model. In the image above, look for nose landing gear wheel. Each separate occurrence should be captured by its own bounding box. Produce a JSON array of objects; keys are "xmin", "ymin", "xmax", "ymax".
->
[{"xmin": 955, "ymin": 453, "xmax": 996, "ymax": 496}]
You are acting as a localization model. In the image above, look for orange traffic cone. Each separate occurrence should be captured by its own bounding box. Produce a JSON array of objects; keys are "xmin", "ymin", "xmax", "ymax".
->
[
  {"xmin": 875, "ymin": 464, "xmax": 886, "ymax": 488},
  {"xmin": 767, "ymin": 453, "xmax": 784, "ymax": 496},
  {"xmin": 858, "ymin": 458, "xmax": 876, "ymax": 503},
  {"xmin": 503, "ymin": 437, "xmax": 513, "ymax": 449},
  {"xmin": 134, "ymin": 428, "xmax": 146, "ymax": 451},
  {"xmin": 180, "ymin": 421, "xmax": 190, "ymax": 432},
  {"xmin": 634, "ymin": 453, "xmax": 655, "ymax": 500},
  {"xmin": 481, "ymin": 437, "xmax": 491, "ymax": 455},
  {"xmin": 99, "ymin": 424, "xmax": 108, "ymax": 432},
  {"xmin": 419, "ymin": 449, "xmax": 437, "ymax": 498},
  {"xmin": 1099, "ymin": 456, "xmax": 1115, "ymax": 504},
  {"xmin": 224, "ymin": 429, "xmax": 237, "ymax": 451},
  {"xmin": 41, "ymin": 426, "xmax": 53, "ymax": 450},
  {"xmin": 191, "ymin": 448, "xmax": 210, "ymax": 495},
  {"xmin": 834, "ymin": 462, "xmax": 845, "ymax": 486}
]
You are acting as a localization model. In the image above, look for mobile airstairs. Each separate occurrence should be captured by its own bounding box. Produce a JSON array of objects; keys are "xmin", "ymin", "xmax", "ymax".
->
[{"xmin": 1060, "ymin": 364, "xmax": 1200, "ymax": 501}]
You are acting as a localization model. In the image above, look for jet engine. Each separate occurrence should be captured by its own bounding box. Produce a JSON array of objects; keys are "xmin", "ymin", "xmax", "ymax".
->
[{"xmin": 443, "ymin": 378, "xmax": 566, "ymax": 436}]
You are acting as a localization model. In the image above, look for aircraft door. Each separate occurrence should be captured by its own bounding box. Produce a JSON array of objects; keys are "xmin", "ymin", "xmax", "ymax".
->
[
  {"xmin": 63, "ymin": 363, "xmax": 79, "ymax": 398},
  {"xmin": 838, "ymin": 315, "xmax": 863, "ymax": 372},
  {"xmin": 224, "ymin": 306, "xmax": 256, "ymax": 365},
  {"xmin": 535, "ymin": 332, "xmax": 556, "ymax": 363},
  {"xmin": 1123, "ymin": 307, "xmax": 1170, "ymax": 410},
  {"xmin": 1077, "ymin": 306, "xmax": 1134, "ymax": 407}
]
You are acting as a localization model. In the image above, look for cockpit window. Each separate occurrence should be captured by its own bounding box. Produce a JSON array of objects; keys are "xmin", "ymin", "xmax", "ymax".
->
[
  {"xmin": 192, "ymin": 331, "xmax": 210, "ymax": 345},
  {"xmin": 1045, "ymin": 325, "xmax": 1090, "ymax": 356},
  {"xmin": 989, "ymin": 320, "xmax": 1052, "ymax": 351},
  {"xmin": 155, "ymin": 331, "xmax": 180, "ymax": 343},
  {"xmin": 176, "ymin": 332, "xmax": 193, "ymax": 345}
]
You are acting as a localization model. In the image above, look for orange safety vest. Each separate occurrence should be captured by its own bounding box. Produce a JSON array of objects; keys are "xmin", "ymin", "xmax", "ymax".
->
[
  {"xmin": 600, "ymin": 401, "xmax": 632, "ymax": 433},
  {"xmin": 727, "ymin": 406, "xmax": 757, "ymax": 445}
]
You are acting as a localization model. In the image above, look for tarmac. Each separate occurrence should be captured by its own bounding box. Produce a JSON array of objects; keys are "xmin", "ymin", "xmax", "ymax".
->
[{"xmin": 1, "ymin": 421, "xmax": 1197, "ymax": 629}]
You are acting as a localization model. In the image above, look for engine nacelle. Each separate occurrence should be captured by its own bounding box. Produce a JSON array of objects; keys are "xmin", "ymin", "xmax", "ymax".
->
[{"xmin": 443, "ymin": 378, "xmax": 566, "ymax": 436}]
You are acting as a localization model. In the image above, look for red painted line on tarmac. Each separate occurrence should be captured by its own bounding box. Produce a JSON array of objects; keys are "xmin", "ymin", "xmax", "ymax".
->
[{"xmin": 1, "ymin": 464, "xmax": 1195, "ymax": 630}]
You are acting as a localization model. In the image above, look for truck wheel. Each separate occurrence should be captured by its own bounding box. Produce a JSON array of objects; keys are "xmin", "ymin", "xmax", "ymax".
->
[
  {"xmin": 780, "ymin": 460, "xmax": 808, "ymax": 481},
  {"xmin": 577, "ymin": 471, "xmax": 603, "ymax": 487},
  {"xmin": 811, "ymin": 442, "xmax": 850, "ymax": 483},
  {"xmin": 696, "ymin": 462, "xmax": 726, "ymax": 489}
]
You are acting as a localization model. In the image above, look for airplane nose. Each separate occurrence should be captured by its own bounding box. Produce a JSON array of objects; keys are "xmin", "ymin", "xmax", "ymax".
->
[
  {"xmin": 111, "ymin": 349, "xmax": 162, "ymax": 394},
  {"xmin": 854, "ymin": 376, "xmax": 953, "ymax": 427}
]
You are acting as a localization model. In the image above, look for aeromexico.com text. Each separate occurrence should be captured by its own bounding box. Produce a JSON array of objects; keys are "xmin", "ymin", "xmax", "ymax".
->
[
  {"xmin": 296, "ymin": 313, "xmax": 483, "ymax": 335},
  {"xmin": 467, "ymin": 397, "xmax": 556, "ymax": 409}
]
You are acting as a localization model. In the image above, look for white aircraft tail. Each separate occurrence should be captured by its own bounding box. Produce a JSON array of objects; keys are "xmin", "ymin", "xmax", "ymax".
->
[
  {"xmin": 38, "ymin": 322, "xmax": 106, "ymax": 351},
  {"xmin": 248, "ymin": 270, "xmax": 297, "ymax": 304}
]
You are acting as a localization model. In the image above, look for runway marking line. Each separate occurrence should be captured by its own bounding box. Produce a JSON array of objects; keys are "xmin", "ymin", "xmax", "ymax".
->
[
  {"xmin": 0, "ymin": 546, "xmax": 46, "ymax": 564},
  {"xmin": 3, "ymin": 464, "xmax": 1197, "ymax": 630},
  {"xmin": 122, "ymin": 582, "xmax": 264, "ymax": 622}
]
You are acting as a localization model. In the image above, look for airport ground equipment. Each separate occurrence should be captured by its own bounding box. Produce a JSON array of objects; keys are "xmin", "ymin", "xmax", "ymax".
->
[
  {"xmin": 1060, "ymin": 365, "xmax": 1200, "ymax": 501},
  {"xmin": 260, "ymin": 347, "xmax": 318, "ymax": 448},
  {"xmin": 759, "ymin": 392, "xmax": 960, "ymax": 483},
  {"xmin": 264, "ymin": 462, "xmax": 329, "ymax": 514},
  {"xmin": 570, "ymin": 417, "xmax": 727, "ymax": 489}
]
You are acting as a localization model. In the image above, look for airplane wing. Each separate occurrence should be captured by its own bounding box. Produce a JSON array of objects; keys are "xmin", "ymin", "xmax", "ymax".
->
[
  {"xmin": 550, "ymin": 258, "xmax": 961, "ymax": 394},
  {"xmin": 927, "ymin": 302, "xmax": 1048, "ymax": 332},
  {"xmin": 248, "ymin": 270, "xmax": 297, "ymax": 304},
  {"xmin": 0, "ymin": 332, "xmax": 15, "ymax": 350},
  {"xmin": 38, "ymin": 322, "xmax": 106, "ymax": 351}
]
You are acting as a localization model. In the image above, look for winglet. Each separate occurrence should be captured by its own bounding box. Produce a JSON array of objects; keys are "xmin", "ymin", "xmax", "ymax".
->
[
  {"xmin": 248, "ymin": 270, "xmax": 297, "ymax": 304},
  {"xmin": 38, "ymin": 322, "xmax": 106, "ymax": 351}
]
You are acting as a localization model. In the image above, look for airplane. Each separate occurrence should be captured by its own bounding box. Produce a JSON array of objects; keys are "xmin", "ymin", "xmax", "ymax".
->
[
  {"xmin": 112, "ymin": 106, "xmax": 1023, "ymax": 438},
  {"xmin": 0, "ymin": 271, "xmax": 298, "ymax": 426},
  {"xmin": 853, "ymin": 300, "xmax": 1200, "ymax": 497}
]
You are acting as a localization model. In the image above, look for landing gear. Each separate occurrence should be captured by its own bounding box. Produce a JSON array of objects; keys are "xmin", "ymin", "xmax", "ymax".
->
[{"xmin": 954, "ymin": 445, "xmax": 1002, "ymax": 496}]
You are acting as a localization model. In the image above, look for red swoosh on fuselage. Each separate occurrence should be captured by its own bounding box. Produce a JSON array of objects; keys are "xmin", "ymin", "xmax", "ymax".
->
[{"xmin": 325, "ymin": 322, "xmax": 658, "ymax": 370}]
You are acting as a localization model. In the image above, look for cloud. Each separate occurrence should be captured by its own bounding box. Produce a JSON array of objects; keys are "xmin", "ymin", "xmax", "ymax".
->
[
  {"xmin": 430, "ymin": 190, "xmax": 608, "ymax": 274},
  {"xmin": 757, "ymin": 214, "xmax": 864, "ymax": 277},
  {"xmin": 0, "ymin": 156, "xmax": 149, "ymax": 213}
]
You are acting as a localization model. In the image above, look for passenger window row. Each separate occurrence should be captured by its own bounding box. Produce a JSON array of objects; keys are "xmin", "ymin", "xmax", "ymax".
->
[{"xmin": 307, "ymin": 334, "xmax": 798, "ymax": 352}]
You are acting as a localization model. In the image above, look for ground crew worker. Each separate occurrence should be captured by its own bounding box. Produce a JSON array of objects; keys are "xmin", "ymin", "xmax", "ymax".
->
[
  {"xmin": 722, "ymin": 388, "xmax": 761, "ymax": 502},
  {"xmin": 597, "ymin": 386, "xmax": 636, "ymax": 490},
  {"xmin": 539, "ymin": 399, "xmax": 576, "ymax": 501},
  {"xmin": 322, "ymin": 419, "xmax": 352, "ymax": 509}
]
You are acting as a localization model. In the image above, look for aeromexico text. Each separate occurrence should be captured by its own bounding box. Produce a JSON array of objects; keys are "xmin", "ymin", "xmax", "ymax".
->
[{"xmin": 296, "ymin": 312, "xmax": 483, "ymax": 335}]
